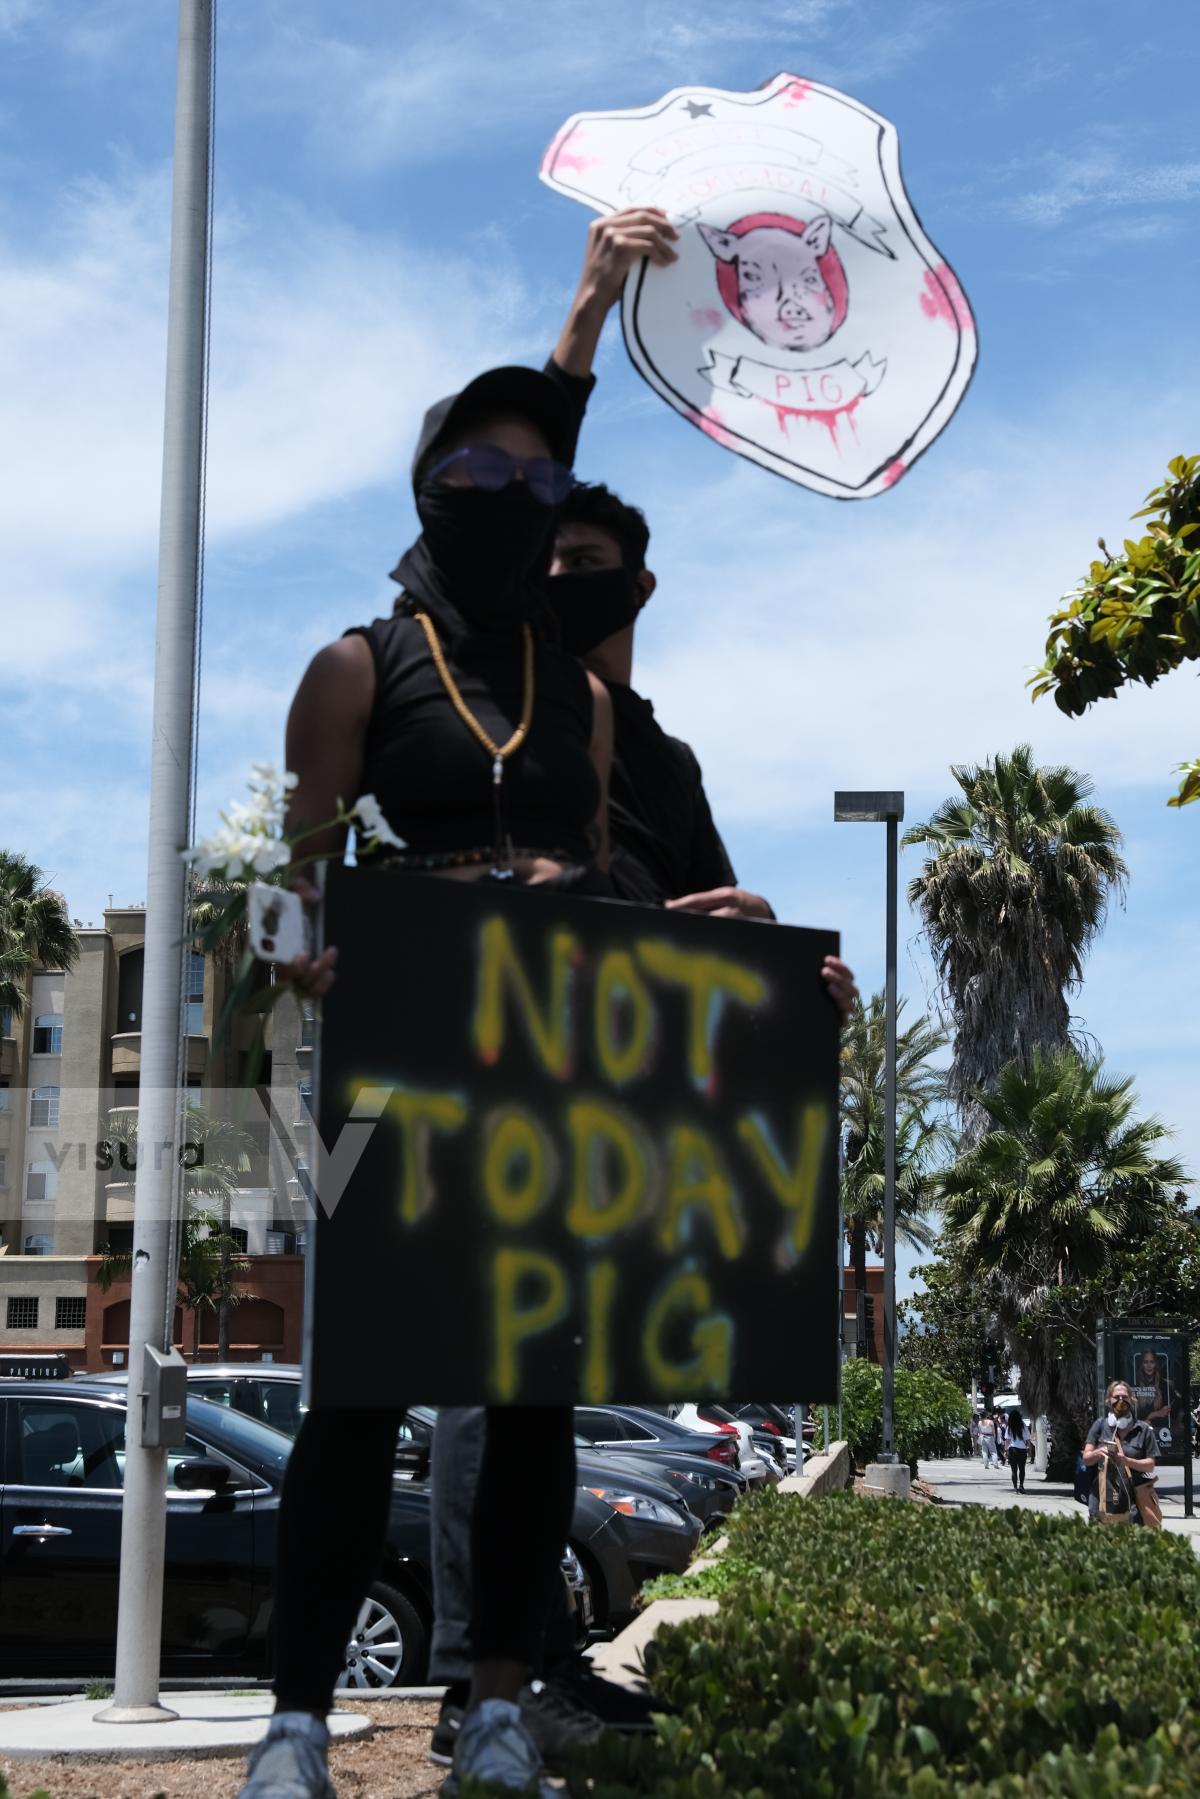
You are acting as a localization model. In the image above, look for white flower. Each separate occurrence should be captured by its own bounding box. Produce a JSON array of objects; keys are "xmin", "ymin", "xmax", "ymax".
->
[{"xmin": 352, "ymin": 793, "xmax": 406, "ymax": 850}]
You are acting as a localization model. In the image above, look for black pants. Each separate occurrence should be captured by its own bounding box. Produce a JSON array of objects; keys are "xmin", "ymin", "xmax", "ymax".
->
[
  {"xmin": 1009, "ymin": 1447, "xmax": 1027, "ymax": 1490},
  {"xmin": 430, "ymin": 1406, "xmax": 576, "ymax": 1685},
  {"xmin": 272, "ymin": 1404, "xmax": 577, "ymax": 1714}
]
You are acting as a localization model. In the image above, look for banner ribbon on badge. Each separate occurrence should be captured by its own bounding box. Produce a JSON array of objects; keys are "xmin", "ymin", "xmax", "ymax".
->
[{"xmin": 700, "ymin": 349, "xmax": 887, "ymax": 415}]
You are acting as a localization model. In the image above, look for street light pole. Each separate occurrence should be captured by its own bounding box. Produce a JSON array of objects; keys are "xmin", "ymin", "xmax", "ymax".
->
[
  {"xmin": 834, "ymin": 790, "xmax": 905, "ymax": 1481},
  {"xmin": 882, "ymin": 810, "xmax": 899, "ymax": 1462},
  {"xmin": 97, "ymin": 0, "xmax": 214, "ymax": 1724}
]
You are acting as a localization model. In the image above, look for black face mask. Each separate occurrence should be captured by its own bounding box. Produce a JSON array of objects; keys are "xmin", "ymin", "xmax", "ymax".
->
[
  {"xmin": 547, "ymin": 566, "xmax": 642, "ymax": 656},
  {"xmin": 414, "ymin": 481, "xmax": 555, "ymax": 626}
]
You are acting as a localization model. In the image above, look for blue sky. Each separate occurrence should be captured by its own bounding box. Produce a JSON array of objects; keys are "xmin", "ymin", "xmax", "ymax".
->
[{"xmin": 2, "ymin": 1, "xmax": 1198, "ymax": 1297}]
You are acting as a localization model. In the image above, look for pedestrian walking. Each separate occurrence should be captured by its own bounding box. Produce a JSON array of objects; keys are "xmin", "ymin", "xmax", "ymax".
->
[
  {"xmin": 1006, "ymin": 1409, "xmax": 1029, "ymax": 1492},
  {"xmin": 978, "ymin": 1410, "xmax": 998, "ymax": 1469}
]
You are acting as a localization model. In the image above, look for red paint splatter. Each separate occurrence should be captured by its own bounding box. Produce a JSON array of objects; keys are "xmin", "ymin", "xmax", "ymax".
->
[
  {"xmin": 689, "ymin": 306, "xmax": 725, "ymax": 329},
  {"xmin": 882, "ymin": 459, "xmax": 906, "ymax": 487},
  {"xmin": 541, "ymin": 127, "xmax": 597, "ymax": 176},
  {"xmin": 766, "ymin": 391, "xmax": 863, "ymax": 451},
  {"xmin": 782, "ymin": 79, "xmax": 811, "ymax": 107},
  {"xmin": 919, "ymin": 264, "xmax": 974, "ymax": 332},
  {"xmin": 686, "ymin": 403, "xmax": 739, "ymax": 451}
]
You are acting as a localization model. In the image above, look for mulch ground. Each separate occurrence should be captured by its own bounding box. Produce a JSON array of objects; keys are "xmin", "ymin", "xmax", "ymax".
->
[{"xmin": 0, "ymin": 1699, "xmax": 445, "ymax": 1799}]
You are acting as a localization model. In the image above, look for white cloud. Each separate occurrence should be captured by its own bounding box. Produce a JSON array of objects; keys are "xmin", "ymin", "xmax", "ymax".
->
[
  {"xmin": 1008, "ymin": 149, "xmax": 1200, "ymax": 226},
  {"xmin": 239, "ymin": 0, "xmax": 942, "ymax": 173},
  {"xmin": 628, "ymin": 390, "xmax": 1200, "ymax": 832},
  {"xmin": 0, "ymin": 164, "xmax": 548, "ymax": 700}
]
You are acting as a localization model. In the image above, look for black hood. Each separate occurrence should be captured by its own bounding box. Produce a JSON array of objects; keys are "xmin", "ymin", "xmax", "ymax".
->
[{"xmin": 389, "ymin": 366, "xmax": 573, "ymax": 643}]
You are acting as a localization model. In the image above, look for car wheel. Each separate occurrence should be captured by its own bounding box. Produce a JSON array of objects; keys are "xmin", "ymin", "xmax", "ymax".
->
[{"xmin": 336, "ymin": 1580, "xmax": 426, "ymax": 1690}]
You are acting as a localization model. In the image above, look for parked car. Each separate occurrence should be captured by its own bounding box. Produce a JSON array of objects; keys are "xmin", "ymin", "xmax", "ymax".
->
[
  {"xmin": 667, "ymin": 1404, "xmax": 774, "ymax": 1485},
  {"xmin": 0, "ymin": 1378, "xmax": 434, "ymax": 1685},
  {"xmin": 86, "ymin": 1369, "xmax": 699, "ymax": 1638},
  {"xmin": 574, "ymin": 1404, "xmax": 744, "ymax": 1478}
]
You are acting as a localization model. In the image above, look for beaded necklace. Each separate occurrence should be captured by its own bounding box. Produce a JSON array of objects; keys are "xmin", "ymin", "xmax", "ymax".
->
[{"xmin": 412, "ymin": 608, "xmax": 534, "ymax": 871}]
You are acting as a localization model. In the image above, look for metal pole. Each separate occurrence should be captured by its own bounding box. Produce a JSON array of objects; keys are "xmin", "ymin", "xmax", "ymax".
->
[
  {"xmin": 796, "ymin": 1404, "xmax": 806, "ymax": 1475},
  {"xmin": 880, "ymin": 813, "xmax": 898, "ymax": 1461},
  {"xmin": 98, "ymin": 0, "xmax": 213, "ymax": 1724},
  {"xmin": 837, "ymin": 1182, "xmax": 844, "ymax": 1442}
]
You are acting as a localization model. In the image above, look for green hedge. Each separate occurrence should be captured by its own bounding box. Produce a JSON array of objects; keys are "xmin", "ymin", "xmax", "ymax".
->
[
  {"xmin": 575, "ymin": 1489, "xmax": 1200, "ymax": 1796},
  {"xmin": 818, "ymin": 1359, "xmax": 971, "ymax": 1472}
]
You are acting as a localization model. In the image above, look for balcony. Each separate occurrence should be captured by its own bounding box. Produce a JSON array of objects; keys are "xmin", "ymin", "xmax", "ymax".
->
[{"xmin": 110, "ymin": 1032, "xmax": 208, "ymax": 1080}]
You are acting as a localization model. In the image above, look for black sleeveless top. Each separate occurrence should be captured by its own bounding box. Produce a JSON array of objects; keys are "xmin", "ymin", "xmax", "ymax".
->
[{"xmin": 347, "ymin": 610, "xmax": 600, "ymax": 863}]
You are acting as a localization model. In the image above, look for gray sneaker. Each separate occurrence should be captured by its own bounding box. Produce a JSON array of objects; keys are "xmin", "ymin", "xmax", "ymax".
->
[
  {"xmin": 441, "ymin": 1697, "xmax": 554, "ymax": 1796},
  {"xmin": 237, "ymin": 1712, "xmax": 334, "ymax": 1799}
]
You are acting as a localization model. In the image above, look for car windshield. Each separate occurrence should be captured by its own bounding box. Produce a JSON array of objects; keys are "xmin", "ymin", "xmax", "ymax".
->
[{"xmin": 186, "ymin": 1395, "xmax": 290, "ymax": 1478}]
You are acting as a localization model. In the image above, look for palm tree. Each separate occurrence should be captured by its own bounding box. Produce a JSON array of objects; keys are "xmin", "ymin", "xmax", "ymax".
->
[
  {"xmin": 903, "ymin": 746, "xmax": 1127, "ymax": 1141},
  {"xmin": 97, "ymin": 1207, "xmax": 252, "ymax": 1361},
  {"xmin": 0, "ymin": 852, "xmax": 79, "ymax": 1021},
  {"xmin": 840, "ymin": 995, "xmax": 951, "ymax": 1357},
  {"xmin": 939, "ymin": 1048, "xmax": 1187, "ymax": 1474}
]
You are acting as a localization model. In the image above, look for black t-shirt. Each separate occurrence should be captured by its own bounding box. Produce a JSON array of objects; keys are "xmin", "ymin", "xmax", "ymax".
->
[
  {"xmin": 542, "ymin": 358, "xmax": 739, "ymax": 904},
  {"xmin": 604, "ymin": 683, "xmax": 737, "ymax": 904}
]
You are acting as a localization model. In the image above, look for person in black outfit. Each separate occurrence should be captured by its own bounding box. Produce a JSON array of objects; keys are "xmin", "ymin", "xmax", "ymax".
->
[
  {"xmin": 235, "ymin": 354, "xmax": 628, "ymax": 1799},
  {"xmin": 425, "ymin": 218, "xmax": 857, "ymax": 1776}
]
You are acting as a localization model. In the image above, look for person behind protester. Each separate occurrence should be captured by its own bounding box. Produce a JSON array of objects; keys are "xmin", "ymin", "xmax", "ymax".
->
[
  {"xmin": 1082, "ymin": 1379, "xmax": 1161, "ymax": 1528},
  {"xmin": 1006, "ymin": 1408, "xmax": 1029, "ymax": 1492},
  {"xmin": 977, "ymin": 1409, "xmax": 998, "ymax": 1470},
  {"xmin": 236, "ymin": 355, "xmax": 626, "ymax": 1799}
]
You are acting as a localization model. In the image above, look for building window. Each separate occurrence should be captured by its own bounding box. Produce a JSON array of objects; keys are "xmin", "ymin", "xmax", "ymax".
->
[
  {"xmin": 184, "ymin": 950, "xmax": 205, "ymax": 1036},
  {"xmin": 29, "ymin": 1087, "xmax": 60, "ymax": 1129},
  {"xmin": 23, "ymin": 1234, "xmax": 53, "ymax": 1256},
  {"xmin": 0, "ymin": 1081, "xmax": 9, "ymax": 1110},
  {"xmin": 229, "ymin": 1226, "xmax": 249, "ymax": 1253},
  {"xmin": 7, "ymin": 1296, "xmax": 39, "ymax": 1327},
  {"xmin": 0, "ymin": 1152, "xmax": 6, "ymax": 1189},
  {"xmin": 26, "ymin": 1167, "xmax": 54, "ymax": 1204},
  {"xmin": 117, "ymin": 946, "xmax": 144, "ymax": 1031},
  {"xmin": 32, "ymin": 1015, "xmax": 63, "ymax": 1056},
  {"xmin": 300, "ymin": 1004, "xmax": 315, "ymax": 1048},
  {"xmin": 0, "ymin": 1007, "xmax": 11, "ymax": 1038},
  {"xmin": 55, "ymin": 1296, "xmax": 87, "ymax": 1331}
]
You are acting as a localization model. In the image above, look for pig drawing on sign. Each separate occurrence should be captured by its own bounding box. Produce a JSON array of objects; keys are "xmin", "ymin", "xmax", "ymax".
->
[{"xmin": 698, "ymin": 212, "xmax": 847, "ymax": 353}]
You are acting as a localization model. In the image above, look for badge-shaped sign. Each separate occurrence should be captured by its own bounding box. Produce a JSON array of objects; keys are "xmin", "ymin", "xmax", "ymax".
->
[{"xmin": 541, "ymin": 73, "xmax": 977, "ymax": 499}]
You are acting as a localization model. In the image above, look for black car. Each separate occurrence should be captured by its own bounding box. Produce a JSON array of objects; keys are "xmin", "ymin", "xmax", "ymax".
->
[
  {"xmin": 112, "ymin": 1369, "xmax": 701, "ymax": 1637},
  {"xmin": 0, "ymin": 1378, "xmax": 433, "ymax": 1686}
]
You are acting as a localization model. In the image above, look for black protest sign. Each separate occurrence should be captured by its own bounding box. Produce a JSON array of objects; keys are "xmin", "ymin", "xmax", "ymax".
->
[{"xmin": 308, "ymin": 865, "xmax": 840, "ymax": 1408}]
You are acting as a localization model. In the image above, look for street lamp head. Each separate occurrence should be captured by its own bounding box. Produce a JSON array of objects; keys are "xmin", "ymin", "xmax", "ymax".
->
[{"xmin": 834, "ymin": 790, "xmax": 905, "ymax": 823}]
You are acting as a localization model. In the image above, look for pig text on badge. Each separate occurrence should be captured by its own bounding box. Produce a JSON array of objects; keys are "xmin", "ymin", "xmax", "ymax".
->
[{"xmin": 541, "ymin": 73, "xmax": 977, "ymax": 500}]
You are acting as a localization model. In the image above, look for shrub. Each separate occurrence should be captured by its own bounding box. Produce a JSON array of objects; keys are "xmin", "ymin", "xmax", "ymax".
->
[
  {"xmin": 819, "ymin": 1359, "xmax": 971, "ymax": 1472},
  {"xmin": 576, "ymin": 1489, "xmax": 1200, "ymax": 1796}
]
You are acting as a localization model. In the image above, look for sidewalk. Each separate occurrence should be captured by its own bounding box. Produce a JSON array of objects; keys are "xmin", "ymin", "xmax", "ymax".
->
[{"xmin": 920, "ymin": 1455, "xmax": 1200, "ymax": 1550}]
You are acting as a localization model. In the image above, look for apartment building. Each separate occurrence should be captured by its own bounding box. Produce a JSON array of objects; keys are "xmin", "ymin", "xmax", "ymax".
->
[{"xmin": 0, "ymin": 901, "xmax": 311, "ymax": 1368}]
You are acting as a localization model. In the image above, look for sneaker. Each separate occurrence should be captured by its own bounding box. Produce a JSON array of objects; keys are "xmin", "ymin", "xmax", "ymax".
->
[
  {"xmin": 429, "ymin": 1695, "xmax": 464, "ymax": 1767},
  {"xmin": 441, "ymin": 1697, "xmax": 554, "ymax": 1797},
  {"xmin": 519, "ymin": 1676, "xmax": 605, "ymax": 1771},
  {"xmin": 237, "ymin": 1712, "xmax": 334, "ymax": 1799},
  {"xmin": 545, "ymin": 1658, "xmax": 670, "ymax": 1733}
]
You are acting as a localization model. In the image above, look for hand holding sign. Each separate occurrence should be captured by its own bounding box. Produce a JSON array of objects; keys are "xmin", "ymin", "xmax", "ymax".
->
[{"xmin": 542, "ymin": 73, "xmax": 976, "ymax": 498}]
